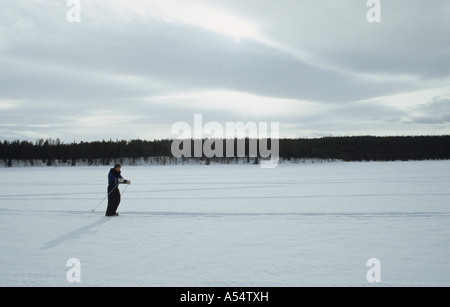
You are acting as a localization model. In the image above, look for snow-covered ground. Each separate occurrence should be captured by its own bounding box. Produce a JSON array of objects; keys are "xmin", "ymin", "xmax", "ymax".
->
[{"xmin": 1, "ymin": 161, "xmax": 449, "ymax": 287}]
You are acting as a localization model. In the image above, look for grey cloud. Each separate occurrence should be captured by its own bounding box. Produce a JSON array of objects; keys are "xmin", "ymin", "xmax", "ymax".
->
[
  {"xmin": 2, "ymin": 17, "xmax": 414, "ymax": 105},
  {"xmin": 408, "ymin": 98, "xmax": 450, "ymax": 124},
  {"xmin": 1, "ymin": 0, "xmax": 449, "ymax": 141},
  {"xmin": 224, "ymin": 0, "xmax": 450, "ymax": 79}
]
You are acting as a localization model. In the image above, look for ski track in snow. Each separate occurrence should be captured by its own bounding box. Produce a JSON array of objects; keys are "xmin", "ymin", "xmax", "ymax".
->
[{"xmin": 0, "ymin": 161, "xmax": 449, "ymax": 287}]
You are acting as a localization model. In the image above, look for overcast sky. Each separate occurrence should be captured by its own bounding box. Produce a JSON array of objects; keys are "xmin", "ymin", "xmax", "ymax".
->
[{"xmin": 1, "ymin": 0, "xmax": 449, "ymax": 142}]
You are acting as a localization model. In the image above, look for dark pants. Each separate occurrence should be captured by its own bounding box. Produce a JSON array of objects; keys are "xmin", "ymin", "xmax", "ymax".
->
[{"xmin": 106, "ymin": 185, "xmax": 121, "ymax": 216}]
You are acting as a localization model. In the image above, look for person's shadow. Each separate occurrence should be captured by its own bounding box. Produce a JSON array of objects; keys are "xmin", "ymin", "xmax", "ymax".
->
[{"xmin": 41, "ymin": 217, "xmax": 111, "ymax": 250}]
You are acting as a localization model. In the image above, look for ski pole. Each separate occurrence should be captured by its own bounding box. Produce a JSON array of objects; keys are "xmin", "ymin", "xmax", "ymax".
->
[
  {"xmin": 91, "ymin": 185, "xmax": 119, "ymax": 212},
  {"xmin": 121, "ymin": 184, "xmax": 129, "ymax": 197}
]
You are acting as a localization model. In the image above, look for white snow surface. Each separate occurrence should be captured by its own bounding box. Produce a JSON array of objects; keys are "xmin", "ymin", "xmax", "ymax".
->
[{"xmin": 1, "ymin": 161, "xmax": 449, "ymax": 287}]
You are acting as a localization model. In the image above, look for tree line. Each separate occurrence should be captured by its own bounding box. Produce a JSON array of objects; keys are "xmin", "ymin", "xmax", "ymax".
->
[{"xmin": 1, "ymin": 136, "xmax": 450, "ymax": 166}]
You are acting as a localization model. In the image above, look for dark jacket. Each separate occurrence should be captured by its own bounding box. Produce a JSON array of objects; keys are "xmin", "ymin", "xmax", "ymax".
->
[{"xmin": 108, "ymin": 168, "xmax": 128, "ymax": 187}]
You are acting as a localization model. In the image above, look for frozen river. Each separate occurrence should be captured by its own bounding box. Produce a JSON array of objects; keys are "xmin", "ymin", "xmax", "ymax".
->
[{"xmin": 1, "ymin": 161, "xmax": 449, "ymax": 286}]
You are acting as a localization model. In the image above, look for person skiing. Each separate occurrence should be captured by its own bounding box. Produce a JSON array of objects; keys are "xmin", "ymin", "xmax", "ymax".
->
[{"xmin": 106, "ymin": 163, "xmax": 131, "ymax": 216}]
